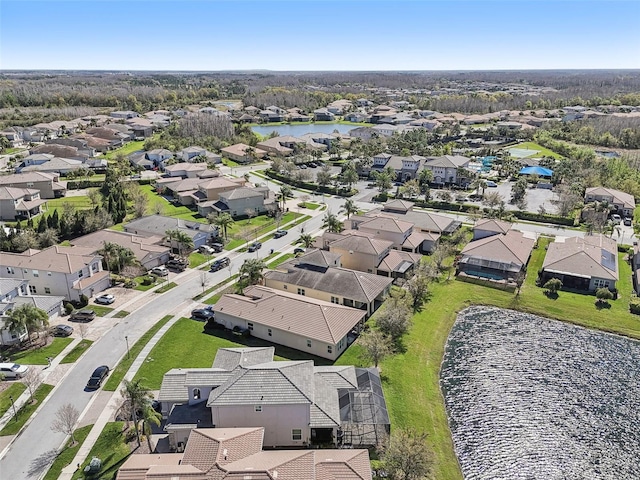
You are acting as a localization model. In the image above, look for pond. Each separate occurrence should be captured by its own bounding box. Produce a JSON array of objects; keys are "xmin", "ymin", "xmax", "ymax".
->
[
  {"xmin": 440, "ymin": 306, "xmax": 640, "ymax": 479},
  {"xmin": 251, "ymin": 123, "xmax": 360, "ymax": 137}
]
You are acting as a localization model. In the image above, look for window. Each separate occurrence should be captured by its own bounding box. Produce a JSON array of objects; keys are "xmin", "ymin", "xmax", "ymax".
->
[
  {"xmin": 44, "ymin": 287, "xmax": 51, "ymax": 294},
  {"xmin": 307, "ymin": 340, "xmax": 312, "ymax": 348},
  {"xmin": 47, "ymin": 272, "xmax": 52, "ymax": 276},
  {"xmin": 7, "ymin": 267, "xmax": 14, "ymax": 275},
  {"xmin": 331, "ymin": 296, "xmax": 340, "ymax": 304},
  {"xmin": 297, "ymin": 288, "xmax": 305, "ymax": 296},
  {"xmin": 268, "ymin": 328, "xmax": 272, "ymax": 337},
  {"xmin": 29, "ymin": 285, "xmax": 36, "ymax": 294},
  {"xmin": 193, "ymin": 388, "xmax": 201, "ymax": 400},
  {"xmin": 327, "ymin": 345, "xmax": 333, "ymax": 354},
  {"xmin": 78, "ymin": 270, "xmax": 84, "ymax": 278},
  {"xmin": 255, "ymin": 405, "xmax": 262, "ymax": 412},
  {"xmin": 283, "ymin": 285, "xmax": 287, "ymax": 290},
  {"xmin": 32, "ymin": 270, "xmax": 39, "ymax": 277},
  {"xmin": 247, "ymin": 322, "xmax": 254, "ymax": 331},
  {"xmin": 593, "ymin": 279, "xmax": 609, "ymax": 289},
  {"xmin": 292, "ymin": 429, "xmax": 302, "ymax": 441}
]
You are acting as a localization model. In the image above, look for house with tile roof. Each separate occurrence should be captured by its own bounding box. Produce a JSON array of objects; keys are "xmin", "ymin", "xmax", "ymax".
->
[
  {"xmin": 457, "ymin": 230, "xmax": 535, "ymax": 282},
  {"xmin": 0, "ymin": 172, "xmax": 67, "ymax": 199},
  {"xmin": 206, "ymin": 187, "xmax": 276, "ymax": 218},
  {"xmin": 157, "ymin": 347, "xmax": 389, "ymax": 451},
  {"xmin": 220, "ymin": 143, "xmax": 267, "ymax": 163},
  {"xmin": 422, "ymin": 154, "xmax": 473, "ymax": 186},
  {"xmin": 124, "ymin": 215, "xmax": 218, "ymax": 250},
  {"xmin": 541, "ymin": 234, "xmax": 619, "ymax": 291},
  {"xmin": 378, "ymin": 199, "xmax": 461, "ymax": 234},
  {"xmin": 115, "ymin": 426, "xmax": 372, "ymax": 480},
  {"xmin": 0, "ymin": 246, "xmax": 109, "ymax": 302},
  {"xmin": 0, "ymin": 187, "xmax": 46, "ymax": 220},
  {"xmin": 584, "ymin": 187, "xmax": 636, "ymax": 217},
  {"xmin": 263, "ymin": 249, "xmax": 392, "ymax": 317},
  {"xmin": 213, "ymin": 285, "xmax": 367, "ymax": 360},
  {"xmin": 473, "ymin": 218, "xmax": 513, "ymax": 240}
]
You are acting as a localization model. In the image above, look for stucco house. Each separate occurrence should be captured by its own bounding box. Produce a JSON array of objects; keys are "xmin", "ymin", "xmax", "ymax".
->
[
  {"xmin": 371, "ymin": 199, "xmax": 461, "ymax": 235},
  {"xmin": 0, "ymin": 187, "xmax": 46, "ymax": 220},
  {"xmin": 115, "ymin": 426, "xmax": 372, "ymax": 480},
  {"xmin": 541, "ymin": 234, "xmax": 619, "ymax": 292},
  {"xmin": 422, "ymin": 154, "xmax": 473, "ymax": 186},
  {"xmin": 124, "ymin": 215, "xmax": 218, "ymax": 250},
  {"xmin": 263, "ymin": 249, "xmax": 393, "ymax": 317},
  {"xmin": 345, "ymin": 214, "xmax": 436, "ymax": 254},
  {"xmin": 584, "ymin": 187, "xmax": 636, "ymax": 217},
  {"xmin": 206, "ymin": 187, "xmax": 276, "ymax": 218},
  {"xmin": 473, "ymin": 218, "xmax": 513, "ymax": 240},
  {"xmin": 0, "ymin": 172, "xmax": 67, "ymax": 199},
  {"xmin": 220, "ymin": 144, "xmax": 267, "ymax": 163},
  {"xmin": 158, "ymin": 347, "xmax": 389, "ymax": 450}
]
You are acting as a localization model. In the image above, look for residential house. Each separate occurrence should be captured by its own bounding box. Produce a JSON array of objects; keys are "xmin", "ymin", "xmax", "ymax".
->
[
  {"xmin": 0, "ymin": 172, "xmax": 67, "ymax": 199},
  {"xmin": 19, "ymin": 155, "xmax": 86, "ymax": 175},
  {"xmin": 177, "ymin": 146, "xmax": 221, "ymax": 164},
  {"xmin": 124, "ymin": 215, "xmax": 218, "ymax": 250},
  {"xmin": 158, "ymin": 347, "xmax": 389, "ymax": 449},
  {"xmin": 473, "ymin": 218, "xmax": 513, "ymax": 240},
  {"xmin": 346, "ymin": 214, "xmax": 434, "ymax": 254},
  {"xmin": 160, "ymin": 176, "xmax": 245, "ymax": 209},
  {"xmin": 214, "ymin": 285, "xmax": 367, "ymax": 360},
  {"xmin": 256, "ymin": 135, "xmax": 307, "ymax": 156},
  {"xmin": 369, "ymin": 199, "xmax": 460, "ymax": 235},
  {"xmin": 207, "ymin": 187, "xmax": 275, "ymax": 218},
  {"xmin": 46, "ymin": 138, "xmax": 96, "ymax": 158},
  {"xmin": 0, "ymin": 279, "xmax": 64, "ymax": 346},
  {"xmin": 344, "ymin": 112, "xmax": 368, "ymax": 123},
  {"xmin": 258, "ymin": 109, "xmax": 285, "ymax": 122},
  {"xmin": 84, "ymin": 127, "xmax": 127, "ymax": 149},
  {"xmin": 70, "ymin": 230, "xmax": 171, "ymax": 271},
  {"xmin": 0, "ymin": 246, "xmax": 110, "ymax": 302},
  {"xmin": 348, "ymin": 126, "xmax": 376, "ymax": 140},
  {"xmin": 457, "ymin": 230, "xmax": 535, "ymax": 282},
  {"xmin": 164, "ymin": 162, "xmax": 209, "ymax": 178},
  {"xmin": 422, "ymin": 154, "xmax": 473, "ymax": 186},
  {"xmin": 146, "ymin": 148, "xmax": 174, "ymax": 165},
  {"xmin": 313, "ymin": 108, "xmax": 336, "ymax": 121},
  {"xmin": 541, "ymin": 234, "xmax": 619, "ymax": 292},
  {"xmin": 326, "ymin": 99, "xmax": 352, "ymax": 115},
  {"xmin": 29, "ymin": 144, "xmax": 88, "ymax": 161},
  {"xmin": 110, "ymin": 110, "xmax": 139, "ymax": 119},
  {"xmin": 0, "ymin": 187, "xmax": 46, "ymax": 220},
  {"xmin": 263, "ymin": 249, "xmax": 392, "ymax": 316},
  {"xmin": 584, "ymin": 187, "xmax": 636, "ymax": 217},
  {"xmin": 116, "ymin": 426, "xmax": 372, "ymax": 480},
  {"xmin": 0, "ymin": 128, "xmax": 24, "ymax": 147},
  {"xmin": 220, "ymin": 143, "xmax": 267, "ymax": 163}
]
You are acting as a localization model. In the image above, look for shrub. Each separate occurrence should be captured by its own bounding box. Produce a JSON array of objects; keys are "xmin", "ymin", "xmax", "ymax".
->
[
  {"xmin": 630, "ymin": 298, "xmax": 640, "ymax": 315},
  {"xmin": 64, "ymin": 302, "xmax": 74, "ymax": 315},
  {"xmin": 79, "ymin": 294, "xmax": 89, "ymax": 307},
  {"xmin": 124, "ymin": 280, "xmax": 137, "ymax": 288},
  {"xmin": 141, "ymin": 276, "xmax": 156, "ymax": 286}
]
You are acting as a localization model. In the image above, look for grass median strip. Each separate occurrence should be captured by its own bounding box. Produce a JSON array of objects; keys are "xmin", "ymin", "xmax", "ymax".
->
[
  {"xmin": 90, "ymin": 305, "xmax": 114, "ymax": 317},
  {"xmin": 156, "ymin": 281, "xmax": 177, "ymax": 293},
  {"xmin": 267, "ymin": 253, "xmax": 294, "ymax": 268},
  {"xmin": 0, "ymin": 383, "xmax": 27, "ymax": 417},
  {"xmin": 195, "ymin": 274, "xmax": 239, "ymax": 301},
  {"xmin": 114, "ymin": 310, "xmax": 130, "ymax": 318},
  {"xmin": 103, "ymin": 314, "xmax": 174, "ymax": 391},
  {"xmin": 0, "ymin": 384, "xmax": 54, "ymax": 436},
  {"xmin": 61, "ymin": 339, "xmax": 93, "ymax": 364},
  {"xmin": 42, "ymin": 424, "xmax": 93, "ymax": 480}
]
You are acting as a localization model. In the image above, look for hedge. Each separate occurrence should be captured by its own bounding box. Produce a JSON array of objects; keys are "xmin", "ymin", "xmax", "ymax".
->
[
  {"xmin": 414, "ymin": 200, "xmax": 481, "ymax": 214},
  {"xmin": 510, "ymin": 210, "xmax": 575, "ymax": 226},
  {"xmin": 265, "ymin": 170, "xmax": 356, "ymax": 197}
]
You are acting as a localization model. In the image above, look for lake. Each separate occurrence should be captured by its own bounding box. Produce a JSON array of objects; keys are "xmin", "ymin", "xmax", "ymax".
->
[
  {"xmin": 251, "ymin": 123, "xmax": 359, "ymax": 137},
  {"xmin": 440, "ymin": 306, "xmax": 640, "ymax": 480}
]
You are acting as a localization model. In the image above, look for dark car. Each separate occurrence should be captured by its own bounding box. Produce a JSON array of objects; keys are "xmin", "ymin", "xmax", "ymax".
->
[
  {"xmin": 210, "ymin": 257, "xmax": 231, "ymax": 272},
  {"xmin": 232, "ymin": 326, "xmax": 250, "ymax": 337},
  {"xmin": 70, "ymin": 309, "xmax": 96, "ymax": 322},
  {"xmin": 293, "ymin": 247, "xmax": 306, "ymax": 255},
  {"xmin": 274, "ymin": 229, "xmax": 288, "ymax": 238},
  {"xmin": 191, "ymin": 306, "xmax": 215, "ymax": 321},
  {"xmin": 624, "ymin": 217, "xmax": 633, "ymax": 226},
  {"xmin": 51, "ymin": 324, "xmax": 74, "ymax": 337},
  {"xmin": 86, "ymin": 365, "xmax": 109, "ymax": 390},
  {"xmin": 210, "ymin": 243, "xmax": 224, "ymax": 253},
  {"xmin": 166, "ymin": 259, "xmax": 187, "ymax": 272},
  {"xmin": 248, "ymin": 242, "xmax": 262, "ymax": 252}
]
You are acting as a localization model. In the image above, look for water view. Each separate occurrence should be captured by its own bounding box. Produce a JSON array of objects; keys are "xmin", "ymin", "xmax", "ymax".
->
[
  {"xmin": 440, "ymin": 306, "xmax": 640, "ymax": 480},
  {"xmin": 251, "ymin": 123, "xmax": 360, "ymax": 137}
]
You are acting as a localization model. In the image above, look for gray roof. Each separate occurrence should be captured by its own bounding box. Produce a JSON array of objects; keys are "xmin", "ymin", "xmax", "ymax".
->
[
  {"xmin": 211, "ymin": 347, "xmax": 275, "ymax": 370},
  {"xmin": 311, "ymin": 375, "xmax": 340, "ymax": 428},
  {"xmin": 0, "ymin": 278, "xmax": 25, "ymax": 296},
  {"xmin": 314, "ymin": 365, "xmax": 359, "ymax": 389},
  {"xmin": 125, "ymin": 215, "xmax": 215, "ymax": 238},
  {"xmin": 185, "ymin": 368, "xmax": 232, "ymax": 387},
  {"xmin": 542, "ymin": 234, "xmax": 619, "ymax": 281},
  {"xmin": 12, "ymin": 295, "xmax": 64, "ymax": 314},
  {"xmin": 165, "ymin": 401, "xmax": 214, "ymax": 430},
  {"xmin": 158, "ymin": 369, "xmax": 189, "ymax": 402},
  {"xmin": 369, "ymin": 207, "xmax": 460, "ymax": 234},
  {"xmin": 221, "ymin": 187, "xmax": 263, "ymax": 200}
]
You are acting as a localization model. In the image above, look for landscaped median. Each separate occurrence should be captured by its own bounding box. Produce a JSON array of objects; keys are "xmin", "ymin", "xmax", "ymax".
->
[
  {"xmin": 42, "ymin": 424, "xmax": 93, "ymax": 480},
  {"xmin": 71, "ymin": 422, "xmax": 130, "ymax": 480},
  {"xmin": 0, "ymin": 384, "xmax": 54, "ymax": 436}
]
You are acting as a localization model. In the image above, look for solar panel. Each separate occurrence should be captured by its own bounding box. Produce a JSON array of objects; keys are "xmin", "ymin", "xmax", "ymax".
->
[{"xmin": 600, "ymin": 249, "xmax": 616, "ymax": 272}]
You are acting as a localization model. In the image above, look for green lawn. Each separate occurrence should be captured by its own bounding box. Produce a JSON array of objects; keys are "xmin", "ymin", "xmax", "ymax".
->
[
  {"xmin": 195, "ymin": 274, "xmax": 238, "ymax": 301},
  {"xmin": 0, "ymin": 383, "xmax": 27, "ymax": 417},
  {"xmin": 90, "ymin": 305, "xmax": 114, "ymax": 317},
  {"xmin": 510, "ymin": 141, "xmax": 563, "ymax": 160},
  {"xmin": 8, "ymin": 337, "xmax": 73, "ymax": 364},
  {"xmin": 0, "ymin": 384, "xmax": 54, "ymax": 436},
  {"xmin": 223, "ymin": 212, "xmax": 300, "ymax": 250},
  {"xmin": 71, "ymin": 422, "xmax": 131, "ymax": 480},
  {"xmin": 139, "ymin": 185, "xmax": 206, "ymax": 223},
  {"xmin": 103, "ymin": 315, "xmax": 174, "ymax": 391},
  {"xmin": 222, "ymin": 158, "xmax": 242, "ymax": 168},
  {"xmin": 45, "ymin": 193, "xmax": 96, "ymax": 216},
  {"xmin": 188, "ymin": 252, "xmax": 210, "ymax": 268},
  {"xmin": 42, "ymin": 424, "xmax": 93, "ymax": 480},
  {"xmin": 102, "ymin": 140, "xmax": 147, "ymax": 160},
  {"xmin": 61, "ymin": 340, "xmax": 94, "ymax": 364},
  {"xmin": 133, "ymin": 275, "xmax": 157, "ymax": 291},
  {"xmin": 113, "ymin": 310, "xmax": 130, "ymax": 318},
  {"xmin": 300, "ymin": 202, "xmax": 322, "ymax": 210},
  {"xmin": 267, "ymin": 253, "xmax": 294, "ymax": 269}
]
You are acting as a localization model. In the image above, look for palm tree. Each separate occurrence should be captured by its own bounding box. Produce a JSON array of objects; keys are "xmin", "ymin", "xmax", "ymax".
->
[
  {"xmin": 278, "ymin": 185, "xmax": 292, "ymax": 211},
  {"xmin": 322, "ymin": 211, "xmax": 344, "ymax": 233},
  {"xmin": 100, "ymin": 241, "xmax": 119, "ymax": 272},
  {"xmin": 299, "ymin": 233, "xmax": 315, "ymax": 248},
  {"xmin": 115, "ymin": 246, "xmax": 137, "ymax": 275},
  {"xmin": 6, "ymin": 304, "xmax": 49, "ymax": 346},
  {"xmin": 209, "ymin": 212, "xmax": 234, "ymax": 241},
  {"xmin": 141, "ymin": 401, "xmax": 162, "ymax": 452},
  {"xmin": 339, "ymin": 199, "xmax": 359, "ymax": 219},
  {"xmin": 239, "ymin": 258, "xmax": 266, "ymax": 292},
  {"xmin": 120, "ymin": 379, "xmax": 155, "ymax": 447}
]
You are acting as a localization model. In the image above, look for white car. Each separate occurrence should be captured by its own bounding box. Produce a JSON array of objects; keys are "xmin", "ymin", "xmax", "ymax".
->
[
  {"xmin": 0, "ymin": 362, "xmax": 29, "ymax": 379},
  {"xmin": 150, "ymin": 266, "xmax": 169, "ymax": 277},
  {"xmin": 95, "ymin": 294, "xmax": 115, "ymax": 305}
]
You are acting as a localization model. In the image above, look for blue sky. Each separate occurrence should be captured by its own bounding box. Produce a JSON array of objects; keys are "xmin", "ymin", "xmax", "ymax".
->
[{"xmin": 1, "ymin": 1, "xmax": 638, "ymax": 70}]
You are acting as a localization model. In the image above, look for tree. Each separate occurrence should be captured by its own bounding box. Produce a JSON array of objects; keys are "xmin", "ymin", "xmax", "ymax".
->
[
  {"xmin": 278, "ymin": 185, "xmax": 292, "ymax": 211},
  {"xmin": 38, "ymin": 228, "xmax": 59, "ymax": 248},
  {"xmin": 418, "ymin": 169, "xmax": 433, "ymax": 200},
  {"xmin": 51, "ymin": 403, "xmax": 80, "ymax": 446},
  {"xmin": 373, "ymin": 170, "xmax": 393, "ymax": 192},
  {"xmin": 510, "ymin": 177, "xmax": 528, "ymax": 204},
  {"xmin": 543, "ymin": 277, "xmax": 563, "ymax": 295},
  {"xmin": 210, "ymin": 212, "xmax": 234, "ymax": 240},
  {"xmin": 405, "ymin": 274, "xmax": 430, "ymax": 310},
  {"xmin": 359, "ymin": 329, "xmax": 394, "ymax": 368},
  {"xmin": 322, "ymin": 211, "xmax": 344, "ymax": 233},
  {"xmin": 595, "ymin": 287, "xmax": 614, "ymax": 306},
  {"xmin": 141, "ymin": 400, "xmax": 162, "ymax": 452},
  {"xmin": 342, "ymin": 164, "xmax": 359, "ymax": 190},
  {"xmin": 120, "ymin": 379, "xmax": 154, "ymax": 447},
  {"xmin": 244, "ymin": 208, "xmax": 257, "ymax": 224},
  {"xmin": 5, "ymin": 304, "xmax": 49, "ymax": 346},
  {"xmin": 299, "ymin": 233, "xmax": 315, "ymax": 248},
  {"xmin": 375, "ymin": 294, "xmax": 413, "ymax": 341},
  {"xmin": 339, "ymin": 198, "xmax": 358, "ymax": 219},
  {"xmin": 383, "ymin": 428, "xmax": 434, "ymax": 480},
  {"xmin": 238, "ymin": 258, "xmax": 266, "ymax": 292},
  {"xmin": 316, "ymin": 164, "xmax": 333, "ymax": 189},
  {"xmin": 22, "ymin": 368, "xmax": 42, "ymax": 403}
]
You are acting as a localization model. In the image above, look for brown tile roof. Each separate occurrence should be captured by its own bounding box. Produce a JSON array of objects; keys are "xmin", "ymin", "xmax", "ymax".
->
[
  {"xmin": 329, "ymin": 235, "xmax": 393, "ymax": 256},
  {"xmin": 71, "ymin": 230, "xmax": 169, "ymax": 265},
  {"xmin": 382, "ymin": 199, "xmax": 414, "ymax": 212},
  {"xmin": 474, "ymin": 218, "xmax": 512, "ymax": 235},
  {"xmin": 585, "ymin": 186, "xmax": 635, "ymax": 209},
  {"xmin": 0, "ymin": 245, "xmax": 101, "ymax": 274},
  {"xmin": 402, "ymin": 230, "xmax": 437, "ymax": 248},
  {"xmin": 542, "ymin": 234, "xmax": 619, "ymax": 281},
  {"xmin": 377, "ymin": 249, "xmax": 421, "ymax": 272},
  {"xmin": 315, "ymin": 449, "xmax": 372, "ymax": 480},
  {"xmin": 461, "ymin": 230, "xmax": 534, "ymax": 265},
  {"xmin": 358, "ymin": 215, "xmax": 413, "ymax": 234},
  {"xmin": 213, "ymin": 285, "xmax": 366, "ymax": 344},
  {"xmin": 116, "ymin": 453, "xmax": 184, "ymax": 480},
  {"xmin": 223, "ymin": 450, "xmax": 315, "ymax": 479},
  {"xmin": 220, "ymin": 143, "xmax": 267, "ymax": 158}
]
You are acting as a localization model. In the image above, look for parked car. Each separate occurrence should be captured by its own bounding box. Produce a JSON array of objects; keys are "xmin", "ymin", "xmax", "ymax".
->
[
  {"xmin": 300, "ymin": 164, "xmax": 307, "ymax": 169},
  {"xmin": 70, "ymin": 309, "xmax": 96, "ymax": 322},
  {"xmin": 95, "ymin": 294, "xmax": 115, "ymax": 305},
  {"xmin": 150, "ymin": 266, "xmax": 169, "ymax": 277},
  {"xmin": 51, "ymin": 324, "xmax": 74, "ymax": 337},
  {"xmin": 166, "ymin": 259, "xmax": 187, "ymax": 272},
  {"xmin": 199, "ymin": 245, "xmax": 215, "ymax": 255},
  {"xmin": 0, "ymin": 362, "xmax": 29, "ymax": 379},
  {"xmin": 86, "ymin": 365, "xmax": 109, "ymax": 390},
  {"xmin": 191, "ymin": 306, "xmax": 215, "ymax": 321},
  {"xmin": 274, "ymin": 230, "xmax": 288, "ymax": 238},
  {"xmin": 248, "ymin": 242, "xmax": 262, "ymax": 252},
  {"xmin": 611, "ymin": 214, "xmax": 622, "ymax": 225},
  {"xmin": 210, "ymin": 257, "xmax": 231, "ymax": 272},
  {"xmin": 210, "ymin": 243, "xmax": 224, "ymax": 253},
  {"xmin": 308, "ymin": 162, "xmax": 317, "ymax": 168},
  {"xmin": 485, "ymin": 180, "xmax": 498, "ymax": 188},
  {"xmin": 294, "ymin": 247, "xmax": 306, "ymax": 255},
  {"xmin": 232, "ymin": 326, "xmax": 250, "ymax": 337},
  {"xmin": 624, "ymin": 217, "xmax": 633, "ymax": 226}
]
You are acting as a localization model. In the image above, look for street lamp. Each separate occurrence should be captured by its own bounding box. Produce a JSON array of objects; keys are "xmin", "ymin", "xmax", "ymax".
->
[
  {"xmin": 9, "ymin": 395, "xmax": 17, "ymax": 421},
  {"xmin": 125, "ymin": 336, "xmax": 130, "ymax": 359}
]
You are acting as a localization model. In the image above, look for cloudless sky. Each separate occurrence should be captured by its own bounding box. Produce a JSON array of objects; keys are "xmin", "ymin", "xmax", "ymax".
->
[{"xmin": 1, "ymin": 1, "xmax": 638, "ymax": 70}]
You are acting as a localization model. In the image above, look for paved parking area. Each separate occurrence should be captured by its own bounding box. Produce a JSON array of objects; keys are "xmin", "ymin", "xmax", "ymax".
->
[{"xmin": 89, "ymin": 286, "xmax": 141, "ymax": 310}]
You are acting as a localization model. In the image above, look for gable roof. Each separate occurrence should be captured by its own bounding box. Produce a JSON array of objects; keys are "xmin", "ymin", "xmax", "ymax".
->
[
  {"xmin": 585, "ymin": 186, "xmax": 635, "ymax": 209},
  {"xmin": 368, "ymin": 207, "xmax": 460, "ymax": 234},
  {"xmin": 0, "ymin": 245, "xmax": 100, "ymax": 274},
  {"xmin": 424, "ymin": 154, "xmax": 471, "ymax": 168},
  {"xmin": 358, "ymin": 215, "xmax": 413, "ymax": 234},
  {"xmin": 124, "ymin": 215, "xmax": 216, "ymax": 238},
  {"xmin": 377, "ymin": 249, "xmax": 422, "ymax": 273},
  {"xmin": 70, "ymin": 230, "xmax": 169, "ymax": 265},
  {"xmin": 542, "ymin": 234, "xmax": 619, "ymax": 281},
  {"xmin": 474, "ymin": 218, "xmax": 512, "ymax": 235},
  {"xmin": 382, "ymin": 199, "xmax": 414, "ymax": 212},
  {"xmin": 461, "ymin": 230, "xmax": 535, "ymax": 265},
  {"xmin": 220, "ymin": 187, "xmax": 263, "ymax": 200},
  {"xmin": 212, "ymin": 347, "xmax": 276, "ymax": 370},
  {"xmin": 329, "ymin": 235, "xmax": 393, "ymax": 256}
]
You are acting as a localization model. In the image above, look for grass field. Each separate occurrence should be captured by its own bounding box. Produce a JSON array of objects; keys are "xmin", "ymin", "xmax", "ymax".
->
[
  {"xmin": 61, "ymin": 339, "xmax": 93, "ymax": 364},
  {"xmin": 0, "ymin": 383, "xmax": 27, "ymax": 418},
  {"xmin": 42, "ymin": 425, "xmax": 93, "ymax": 480},
  {"xmin": 71, "ymin": 422, "xmax": 131, "ymax": 480},
  {"xmin": 188, "ymin": 252, "xmax": 210, "ymax": 268},
  {"xmin": 0, "ymin": 384, "xmax": 54, "ymax": 436},
  {"xmin": 139, "ymin": 185, "xmax": 206, "ymax": 223},
  {"xmin": 509, "ymin": 141, "xmax": 563, "ymax": 159},
  {"xmin": 45, "ymin": 193, "xmax": 96, "ymax": 216},
  {"xmin": 102, "ymin": 140, "xmax": 147, "ymax": 160},
  {"xmin": 8, "ymin": 337, "xmax": 73, "ymax": 364}
]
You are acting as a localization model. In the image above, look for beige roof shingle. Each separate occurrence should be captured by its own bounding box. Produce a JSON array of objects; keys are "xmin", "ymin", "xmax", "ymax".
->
[
  {"xmin": 329, "ymin": 235, "xmax": 393, "ymax": 256},
  {"xmin": 0, "ymin": 245, "xmax": 101, "ymax": 274},
  {"xmin": 461, "ymin": 230, "xmax": 534, "ymax": 265},
  {"xmin": 542, "ymin": 234, "xmax": 618, "ymax": 281}
]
